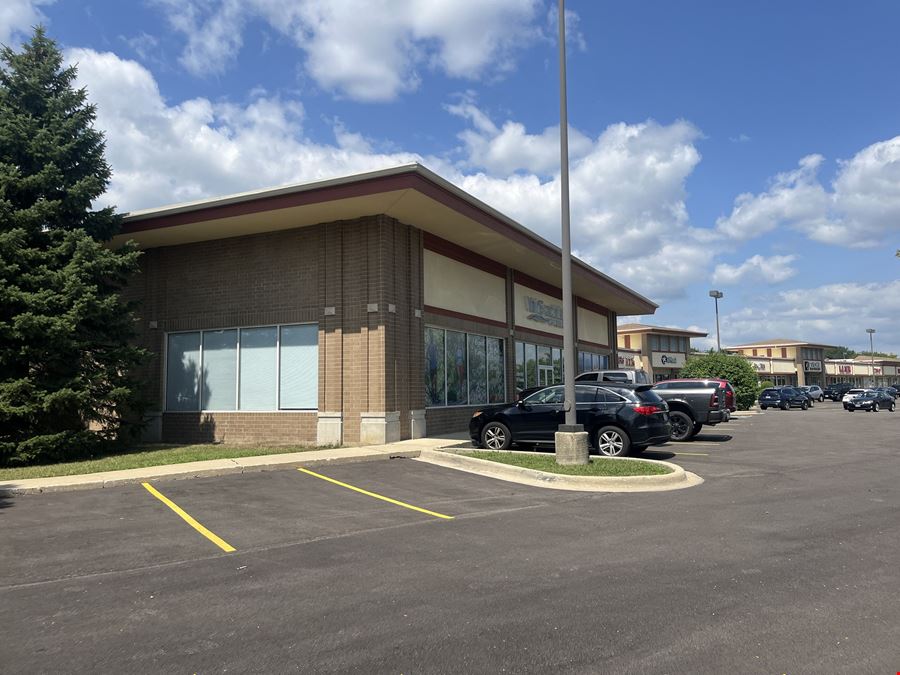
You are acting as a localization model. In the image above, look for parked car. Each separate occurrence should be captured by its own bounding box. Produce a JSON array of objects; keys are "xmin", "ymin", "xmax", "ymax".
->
[
  {"xmin": 873, "ymin": 386, "xmax": 898, "ymax": 400},
  {"xmin": 759, "ymin": 387, "xmax": 809, "ymax": 410},
  {"xmin": 469, "ymin": 383, "xmax": 671, "ymax": 457},
  {"xmin": 797, "ymin": 385, "xmax": 825, "ymax": 402},
  {"xmin": 823, "ymin": 383, "xmax": 854, "ymax": 401},
  {"xmin": 794, "ymin": 386, "xmax": 819, "ymax": 407},
  {"xmin": 841, "ymin": 389, "xmax": 869, "ymax": 409},
  {"xmin": 845, "ymin": 390, "xmax": 896, "ymax": 412},
  {"xmin": 575, "ymin": 369, "xmax": 651, "ymax": 385},
  {"xmin": 651, "ymin": 379, "xmax": 728, "ymax": 441}
]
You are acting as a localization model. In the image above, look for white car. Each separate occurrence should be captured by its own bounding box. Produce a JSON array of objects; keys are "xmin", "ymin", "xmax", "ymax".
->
[{"xmin": 842, "ymin": 388, "xmax": 870, "ymax": 409}]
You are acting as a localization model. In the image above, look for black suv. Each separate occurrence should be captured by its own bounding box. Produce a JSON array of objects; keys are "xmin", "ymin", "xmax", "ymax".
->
[
  {"xmin": 759, "ymin": 387, "xmax": 809, "ymax": 410},
  {"xmin": 469, "ymin": 383, "xmax": 671, "ymax": 457},
  {"xmin": 823, "ymin": 383, "xmax": 853, "ymax": 401}
]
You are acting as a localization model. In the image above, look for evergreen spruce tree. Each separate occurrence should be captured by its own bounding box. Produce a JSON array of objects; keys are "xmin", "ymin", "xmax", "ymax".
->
[{"xmin": 0, "ymin": 27, "xmax": 146, "ymax": 465}]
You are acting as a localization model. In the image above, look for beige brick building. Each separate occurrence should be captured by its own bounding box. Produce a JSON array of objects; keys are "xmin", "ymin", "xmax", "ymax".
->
[
  {"xmin": 616, "ymin": 323, "xmax": 708, "ymax": 382},
  {"xmin": 118, "ymin": 165, "xmax": 656, "ymax": 446}
]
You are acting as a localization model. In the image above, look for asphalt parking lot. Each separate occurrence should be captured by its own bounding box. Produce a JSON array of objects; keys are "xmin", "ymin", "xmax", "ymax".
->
[{"xmin": 3, "ymin": 402, "xmax": 900, "ymax": 673}]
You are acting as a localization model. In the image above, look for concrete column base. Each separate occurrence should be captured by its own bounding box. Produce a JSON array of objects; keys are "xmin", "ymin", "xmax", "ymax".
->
[
  {"xmin": 555, "ymin": 428, "xmax": 590, "ymax": 465},
  {"xmin": 410, "ymin": 409, "xmax": 426, "ymax": 439},
  {"xmin": 317, "ymin": 411, "xmax": 343, "ymax": 446},
  {"xmin": 141, "ymin": 411, "xmax": 162, "ymax": 443},
  {"xmin": 360, "ymin": 411, "xmax": 401, "ymax": 445}
]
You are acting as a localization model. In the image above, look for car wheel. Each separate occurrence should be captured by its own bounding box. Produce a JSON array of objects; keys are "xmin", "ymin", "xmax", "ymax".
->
[
  {"xmin": 873, "ymin": 402, "xmax": 880, "ymax": 412},
  {"xmin": 801, "ymin": 400, "xmax": 808, "ymax": 410},
  {"xmin": 481, "ymin": 421, "xmax": 512, "ymax": 450},
  {"xmin": 760, "ymin": 405, "xmax": 768, "ymax": 410},
  {"xmin": 780, "ymin": 402, "xmax": 788, "ymax": 410},
  {"xmin": 668, "ymin": 411, "xmax": 694, "ymax": 442},
  {"xmin": 819, "ymin": 396, "xmax": 825, "ymax": 402},
  {"xmin": 848, "ymin": 407, "xmax": 854, "ymax": 412},
  {"xmin": 890, "ymin": 402, "xmax": 896, "ymax": 412},
  {"xmin": 692, "ymin": 421, "xmax": 703, "ymax": 436},
  {"xmin": 594, "ymin": 426, "xmax": 631, "ymax": 457}
]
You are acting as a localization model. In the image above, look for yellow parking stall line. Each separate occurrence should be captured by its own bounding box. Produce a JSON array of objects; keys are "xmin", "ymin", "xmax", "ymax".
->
[
  {"xmin": 297, "ymin": 467, "xmax": 454, "ymax": 520},
  {"xmin": 141, "ymin": 482, "xmax": 236, "ymax": 553}
]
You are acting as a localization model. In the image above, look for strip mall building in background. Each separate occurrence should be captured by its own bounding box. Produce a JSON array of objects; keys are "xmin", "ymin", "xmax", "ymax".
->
[
  {"xmin": 118, "ymin": 165, "xmax": 656, "ymax": 446},
  {"xmin": 616, "ymin": 323, "xmax": 708, "ymax": 382}
]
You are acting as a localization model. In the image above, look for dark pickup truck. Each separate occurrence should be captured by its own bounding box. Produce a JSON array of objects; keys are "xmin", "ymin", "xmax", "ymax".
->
[
  {"xmin": 823, "ymin": 383, "xmax": 853, "ymax": 401},
  {"xmin": 651, "ymin": 381, "xmax": 729, "ymax": 441}
]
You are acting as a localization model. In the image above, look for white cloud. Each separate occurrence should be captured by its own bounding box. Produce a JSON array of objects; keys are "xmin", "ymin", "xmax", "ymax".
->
[
  {"xmin": 67, "ymin": 48, "xmax": 421, "ymax": 210},
  {"xmin": 721, "ymin": 281, "xmax": 900, "ymax": 355},
  {"xmin": 152, "ymin": 0, "xmax": 544, "ymax": 101},
  {"xmin": 0, "ymin": 0, "xmax": 54, "ymax": 46},
  {"xmin": 715, "ymin": 137, "xmax": 900, "ymax": 248},
  {"xmin": 715, "ymin": 155, "xmax": 831, "ymax": 242},
  {"xmin": 712, "ymin": 254, "xmax": 797, "ymax": 286},
  {"xmin": 68, "ymin": 50, "xmax": 709, "ymax": 302}
]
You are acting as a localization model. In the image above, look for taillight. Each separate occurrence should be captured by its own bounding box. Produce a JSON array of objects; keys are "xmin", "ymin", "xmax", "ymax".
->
[
  {"xmin": 710, "ymin": 392, "xmax": 719, "ymax": 407},
  {"xmin": 633, "ymin": 405, "xmax": 660, "ymax": 416}
]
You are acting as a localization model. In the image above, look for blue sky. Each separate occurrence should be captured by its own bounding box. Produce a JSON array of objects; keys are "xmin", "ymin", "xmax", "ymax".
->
[{"xmin": 3, "ymin": 0, "xmax": 898, "ymax": 355}]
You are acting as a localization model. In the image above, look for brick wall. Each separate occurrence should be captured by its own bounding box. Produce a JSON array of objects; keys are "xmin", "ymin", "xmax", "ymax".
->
[
  {"xmin": 129, "ymin": 215, "xmax": 423, "ymax": 445},
  {"xmin": 162, "ymin": 412, "xmax": 316, "ymax": 445}
]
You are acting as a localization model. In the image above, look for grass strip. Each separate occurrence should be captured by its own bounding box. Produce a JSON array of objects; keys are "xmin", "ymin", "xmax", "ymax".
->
[
  {"xmin": 461, "ymin": 451, "xmax": 672, "ymax": 476},
  {"xmin": 0, "ymin": 444, "xmax": 319, "ymax": 480}
]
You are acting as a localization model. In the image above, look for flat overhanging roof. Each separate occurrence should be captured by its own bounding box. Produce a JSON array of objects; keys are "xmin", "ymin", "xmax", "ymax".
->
[{"xmin": 116, "ymin": 164, "xmax": 658, "ymax": 316}]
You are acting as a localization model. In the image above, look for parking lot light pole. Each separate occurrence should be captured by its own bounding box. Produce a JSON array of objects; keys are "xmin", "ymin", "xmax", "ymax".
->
[
  {"xmin": 554, "ymin": 0, "xmax": 588, "ymax": 466},
  {"xmin": 866, "ymin": 328, "xmax": 876, "ymax": 386},
  {"xmin": 708, "ymin": 290, "xmax": 723, "ymax": 351}
]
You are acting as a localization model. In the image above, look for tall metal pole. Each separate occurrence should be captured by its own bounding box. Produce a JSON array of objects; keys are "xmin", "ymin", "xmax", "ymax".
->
[
  {"xmin": 714, "ymin": 296, "xmax": 721, "ymax": 352},
  {"xmin": 867, "ymin": 328, "xmax": 875, "ymax": 385},
  {"xmin": 558, "ymin": 0, "xmax": 576, "ymax": 428}
]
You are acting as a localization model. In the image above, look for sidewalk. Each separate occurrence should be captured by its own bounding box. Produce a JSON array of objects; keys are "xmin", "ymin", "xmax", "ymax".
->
[{"xmin": 0, "ymin": 435, "xmax": 471, "ymax": 495}]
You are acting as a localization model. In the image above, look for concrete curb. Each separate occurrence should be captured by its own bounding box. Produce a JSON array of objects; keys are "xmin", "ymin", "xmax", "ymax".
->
[
  {"xmin": 0, "ymin": 447, "xmax": 421, "ymax": 495},
  {"xmin": 414, "ymin": 449, "xmax": 703, "ymax": 493}
]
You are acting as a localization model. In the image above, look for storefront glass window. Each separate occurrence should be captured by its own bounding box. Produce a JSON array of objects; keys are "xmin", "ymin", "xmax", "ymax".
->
[
  {"xmin": 424, "ymin": 327, "xmax": 446, "ymax": 407},
  {"xmin": 201, "ymin": 329, "xmax": 237, "ymax": 410},
  {"xmin": 166, "ymin": 332, "xmax": 201, "ymax": 411},
  {"xmin": 467, "ymin": 334, "xmax": 487, "ymax": 405},
  {"xmin": 515, "ymin": 341, "xmax": 526, "ymax": 393},
  {"xmin": 426, "ymin": 328, "xmax": 506, "ymax": 407},
  {"xmin": 166, "ymin": 323, "xmax": 317, "ymax": 412},
  {"xmin": 487, "ymin": 338, "xmax": 505, "ymax": 403}
]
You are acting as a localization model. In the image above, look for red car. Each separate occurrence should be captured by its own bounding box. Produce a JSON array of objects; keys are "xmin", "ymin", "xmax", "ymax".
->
[{"xmin": 655, "ymin": 378, "xmax": 736, "ymax": 413}]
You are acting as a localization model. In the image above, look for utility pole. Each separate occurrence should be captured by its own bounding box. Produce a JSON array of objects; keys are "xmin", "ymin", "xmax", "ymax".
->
[{"xmin": 866, "ymin": 328, "xmax": 876, "ymax": 386}]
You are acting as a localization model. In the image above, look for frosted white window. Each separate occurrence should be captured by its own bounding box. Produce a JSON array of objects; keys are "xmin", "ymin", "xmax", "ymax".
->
[
  {"xmin": 166, "ymin": 332, "xmax": 200, "ymax": 411},
  {"xmin": 239, "ymin": 327, "xmax": 277, "ymax": 410},
  {"xmin": 279, "ymin": 324, "xmax": 318, "ymax": 409},
  {"xmin": 202, "ymin": 329, "xmax": 237, "ymax": 410}
]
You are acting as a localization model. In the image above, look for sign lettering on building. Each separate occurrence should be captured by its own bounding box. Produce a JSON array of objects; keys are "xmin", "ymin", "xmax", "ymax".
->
[
  {"xmin": 524, "ymin": 296, "xmax": 563, "ymax": 329},
  {"xmin": 803, "ymin": 360, "xmax": 822, "ymax": 372},
  {"xmin": 651, "ymin": 352, "xmax": 683, "ymax": 368},
  {"xmin": 838, "ymin": 365, "xmax": 852, "ymax": 374}
]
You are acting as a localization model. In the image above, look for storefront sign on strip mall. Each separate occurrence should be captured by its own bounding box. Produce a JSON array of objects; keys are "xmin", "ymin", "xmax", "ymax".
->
[
  {"xmin": 803, "ymin": 360, "xmax": 822, "ymax": 372},
  {"xmin": 651, "ymin": 352, "xmax": 683, "ymax": 368},
  {"xmin": 524, "ymin": 296, "xmax": 563, "ymax": 329},
  {"xmin": 838, "ymin": 365, "xmax": 852, "ymax": 374}
]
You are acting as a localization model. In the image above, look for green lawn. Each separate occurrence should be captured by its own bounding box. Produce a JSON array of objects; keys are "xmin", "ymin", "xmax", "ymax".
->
[
  {"xmin": 461, "ymin": 451, "xmax": 672, "ymax": 476},
  {"xmin": 0, "ymin": 444, "xmax": 319, "ymax": 481}
]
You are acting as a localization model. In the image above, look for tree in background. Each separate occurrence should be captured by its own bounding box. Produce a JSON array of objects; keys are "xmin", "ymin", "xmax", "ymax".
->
[
  {"xmin": 679, "ymin": 351, "xmax": 761, "ymax": 410},
  {"xmin": 825, "ymin": 346, "xmax": 857, "ymax": 359},
  {"xmin": 0, "ymin": 28, "xmax": 146, "ymax": 465}
]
